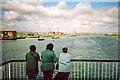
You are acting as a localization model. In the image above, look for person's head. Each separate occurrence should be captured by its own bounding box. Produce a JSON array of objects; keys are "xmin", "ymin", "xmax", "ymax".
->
[
  {"xmin": 46, "ymin": 43, "xmax": 54, "ymax": 51},
  {"xmin": 62, "ymin": 47, "xmax": 68, "ymax": 53},
  {"xmin": 29, "ymin": 45, "xmax": 36, "ymax": 52}
]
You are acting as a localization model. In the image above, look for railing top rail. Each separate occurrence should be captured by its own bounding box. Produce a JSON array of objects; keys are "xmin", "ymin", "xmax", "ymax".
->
[{"xmin": 0, "ymin": 59, "xmax": 120, "ymax": 67}]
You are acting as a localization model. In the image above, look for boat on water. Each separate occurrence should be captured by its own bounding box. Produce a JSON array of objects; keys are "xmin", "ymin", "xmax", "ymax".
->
[
  {"xmin": 52, "ymin": 36, "xmax": 60, "ymax": 39},
  {"xmin": 38, "ymin": 38, "xmax": 45, "ymax": 41}
]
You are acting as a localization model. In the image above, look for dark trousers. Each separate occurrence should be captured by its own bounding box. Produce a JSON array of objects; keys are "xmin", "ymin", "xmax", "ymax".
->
[
  {"xmin": 43, "ymin": 70, "xmax": 53, "ymax": 80},
  {"xmin": 54, "ymin": 72, "xmax": 70, "ymax": 80}
]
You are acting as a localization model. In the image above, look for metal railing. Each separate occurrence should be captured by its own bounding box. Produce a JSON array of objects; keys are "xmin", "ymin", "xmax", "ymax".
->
[{"xmin": 0, "ymin": 60, "xmax": 120, "ymax": 80}]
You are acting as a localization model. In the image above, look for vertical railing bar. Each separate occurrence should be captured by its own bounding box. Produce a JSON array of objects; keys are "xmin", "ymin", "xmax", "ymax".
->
[
  {"xmin": 4, "ymin": 64, "xmax": 6, "ymax": 80},
  {"xmin": 6, "ymin": 64, "xmax": 8, "ymax": 80},
  {"xmin": 104, "ymin": 62, "xmax": 105, "ymax": 79},
  {"xmin": 77, "ymin": 62, "xmax": 79, "ymax": 79},
  {"xmin": 7, "ymin": 63, "xmax": 8, "ymax": 80},
  {"xmin": 115, "ymin": 62, "xmax": 116, "ymax": 79},
  {"xmin": 74, "ymin": 62, "xmax": 75, "ymax": 80},
  {"xmin": 95, "ymin": 62, "xmax": 96, "ymax": 79},
  {"xmin": 101, "ymin": 62, "xmax": 103, "ymax": 79},
  {"xmin": 107, "ymin": 62, "xmax": 109, "ymax": 80},
  {"xmin": 111, "ymin": 62, "xmax": 112, "ymax": 80},
  {"xmin": 89, "ymin": 62, "xmax": 91, "ymax": 80},
  {"xmin": 116, "ymin": 63, "xmax": 118, "ymax": 80},
  {"xmin": 79, "ymin": 62, "xmax": 80, "ymax": 79},
  {"xmin": 74, "ymin": 62, "xmax": 77, "ymax": 80},
  {"xmin": 84, "ymin": 62, "xmax": 86, "ymax": 80},
  {"xmin": 81, "ymin": 62, "xmax": 82, "ymax": 79},
  {"xmin": 88, "ymin": 62, "xmax": 89, "ymax": 80},
  {"xmin": 90, "ymin": 62, "xmax": 92, "ymax": 80},
  {"xmin": 21, "ymin": 62, "xmax": 23, "ymax": 79},
  {"xmin": 112, "ymin": 63, "xmax": 114, "ymax": 80},
  {"xmin": 15, "ymin": 63, "xmax": 19, "ymax": 79},
  {"xmin": 76, "ymin": 62, "xmax": 77, "ymax": 79},
  {"xmin": 103, "ymin": 62, "xmax": 105, "ymax": 79},
  {"xmin": 86, "ymin": 62, "xmax": 87, "ymax": 80},
  {"xmin": 8, "ymin": 63, "xmax": 11, "ymax": 80},
  {"xmin": 70, "ymin": 62, "xmax": 72, "ymax": 80},
  {"xmin": 92, "ymin": 62, "xmax": 93, "ymax": 80},
  {"xmin": 15, "ymin": 62, "xmax": 17, "ymax": 79},
  {"xmin": 106, "ymin": 62, "xmax": 108, "ymax": 80},
  {"xmin": 20, "ymin": 62, "xmax": 21, "ymax": 79},
  {"xmin": 92, "ymin": 62, "xmax": 94, "ymax": 80},
  {"xmin": 24, "ymin": 62, "xmax": 26, "ymax": 79},
  {"xmin": 75, "ymin": 62, "xmax": 77, "ymax": 79},
  {"xmin": 109, "ymin": 62, "xmax": 110, "ymax": 80},
  {"xmin": 12, "ymin": 62, "xmax": 14, "ymax": 79},
  {"xmin": 98, "ymin": 62, "xmax": 99, "ymax": 80},
  {"xmin": 13, "ymin": 62, "xmax": 16, "ymax": 78},
  {"xmin": 72, "ymin": 62, "xmax": 74, "ymax": 80},
  {"xmin": 22, "ymin": 62, "xmax": 24, "ymax": 79},
  {"xmin": 18, "ymin": 62, "xmax": 19, "ymax": 79}
]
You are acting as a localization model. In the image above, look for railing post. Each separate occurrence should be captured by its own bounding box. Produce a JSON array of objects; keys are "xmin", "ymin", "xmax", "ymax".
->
[{"xmin": 8, "ymin": 63, "xmax": 11, "ymax": 80}]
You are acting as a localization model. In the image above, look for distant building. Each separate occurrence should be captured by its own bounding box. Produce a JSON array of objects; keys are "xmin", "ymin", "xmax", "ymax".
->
[
  {"xmin": 48, "ymin": 31, "xmax": 55, "ymax": 35},
  {"xmin": 1, "ymin": 31, "xmax": 17, "ymax": 40}
]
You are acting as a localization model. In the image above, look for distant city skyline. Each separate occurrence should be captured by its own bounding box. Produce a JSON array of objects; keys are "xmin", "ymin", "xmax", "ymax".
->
[{"xmin": 0, "ymin": 0, "xmax": 119, "ymax": 33}]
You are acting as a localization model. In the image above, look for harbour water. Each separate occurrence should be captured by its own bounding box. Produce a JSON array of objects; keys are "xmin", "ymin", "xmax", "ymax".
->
[{"xmin": 2, "ymin": 34, "xmax": 119, "ymax": 62}]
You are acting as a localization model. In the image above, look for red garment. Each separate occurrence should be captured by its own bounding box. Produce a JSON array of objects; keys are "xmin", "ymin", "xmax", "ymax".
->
[
  {"xmin": 43, "ymin": 70, "xmax": 53, "ymax": 80},
  {"xmin": 54, "ymin": 72, "xmax": 70, "ymax": 80}
]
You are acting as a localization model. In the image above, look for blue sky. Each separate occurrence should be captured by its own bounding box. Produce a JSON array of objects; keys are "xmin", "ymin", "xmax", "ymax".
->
[{"xmin": 42, "ymin": 2, "xmax": 118, "ymax": 10}]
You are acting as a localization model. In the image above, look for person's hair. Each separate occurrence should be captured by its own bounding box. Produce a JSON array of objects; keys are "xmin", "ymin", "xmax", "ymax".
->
[
  {"xmin": 29, "ymin": 45, "xmax": 36, "ymax": 51},
  {"xmin": 46, "ymin": 43, "xmax": 54, "ymax": 51},
  {"xmin": 62, "ymin": 47, "xmax": 68, "ymax": 53}
]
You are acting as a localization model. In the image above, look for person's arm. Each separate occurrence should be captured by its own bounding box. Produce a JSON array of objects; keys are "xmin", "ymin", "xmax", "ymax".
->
[
  {"xmin": 59, "ymin": 54, "xmax": 71, "ymax": 65},
  {"xmin": 37, "ymin": 53, "xmax": 40, "ymax": 61},
  {"xmin": 53, "ymin": 53, "xmax": 58, "ymax": 63},
  {"xmin": 34, "ymin": 53, "xmax": 40, "ymax": 61}
]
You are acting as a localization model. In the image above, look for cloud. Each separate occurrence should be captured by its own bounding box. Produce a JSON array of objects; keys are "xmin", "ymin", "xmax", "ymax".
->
[
  {"xmin": 4, "ymin": 11, "xmax": 20, "ymax": 21},
  {"xmin": 2, "ymin": 2, "xmax": 47, "ymax": 14},
  {"xmin": 1, "ymin": 1, "xmax": 119, "ymax": 33},
  {"xmin": 56, "ymin": 1, "xmax": 68, "ymax": 9},
  {"xmin": 72, "ymin": 3, "xmax": 93, "ymax": 16}
]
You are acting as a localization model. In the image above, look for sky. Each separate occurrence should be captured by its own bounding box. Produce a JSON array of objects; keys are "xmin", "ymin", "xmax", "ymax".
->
[{"xmin": 0, "ymin": 0, "xmax": 119, "ymax": 33}]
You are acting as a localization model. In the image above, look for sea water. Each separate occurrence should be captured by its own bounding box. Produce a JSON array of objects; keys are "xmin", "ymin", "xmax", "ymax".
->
[{"xmin": 2, "ymin": 34, "xmax": 119, "ymax": 62}]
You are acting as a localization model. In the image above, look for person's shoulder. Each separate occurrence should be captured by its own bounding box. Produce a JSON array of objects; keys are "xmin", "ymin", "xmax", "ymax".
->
[
  {"xmin": 66, "ymin": 53, "xmax": 71, "ymax": 56},
  {"xmin": 59, "ymin": 53, "xmax": 64, "ymax": 56},
  {"xmin": 47, "ymin": 49, "xmax": 54, "ymax": 54},
  {"xmin": 34, "ymin": 52, "xmax": 39, "ymax": 55},
  {"xmin": 26, "ymin": 52, "xmax": 30, "ymax": 55}
]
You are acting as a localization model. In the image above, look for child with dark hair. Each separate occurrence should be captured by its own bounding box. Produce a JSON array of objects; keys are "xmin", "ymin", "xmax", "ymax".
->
[{"xmin": 26, "ymin": 45, "xmax": 40, "ymax": 80}]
